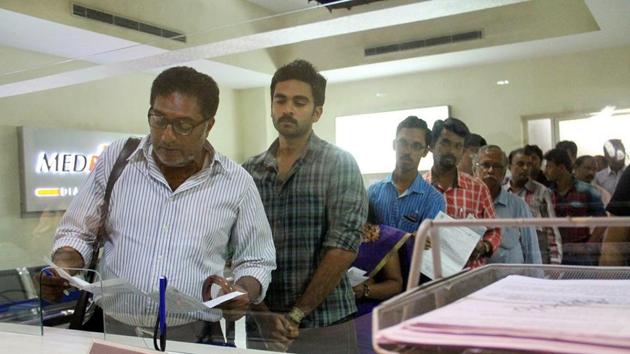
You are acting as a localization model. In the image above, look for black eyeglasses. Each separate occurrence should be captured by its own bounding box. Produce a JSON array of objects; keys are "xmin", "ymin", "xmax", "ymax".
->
[{"xmin": 147, "ymin": 108, "xmax": 208, "ymax": 136}]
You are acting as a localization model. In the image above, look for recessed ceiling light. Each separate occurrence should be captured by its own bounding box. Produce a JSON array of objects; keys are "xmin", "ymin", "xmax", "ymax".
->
[{"xmin": 496, "ymin": 80, "xmax": 510, "ymax": 85}]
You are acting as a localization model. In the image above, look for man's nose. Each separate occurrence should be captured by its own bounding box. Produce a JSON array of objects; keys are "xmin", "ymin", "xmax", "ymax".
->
[
  {"xmin": 279, "ymin": 102, "xmax": 296, "ymax": 115},
  {"xmin": 161, "ymin": 124, "xmax": 177, "ymax": 142}
]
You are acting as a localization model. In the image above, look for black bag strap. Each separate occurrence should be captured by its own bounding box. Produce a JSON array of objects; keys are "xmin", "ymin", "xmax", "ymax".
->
[
  {"xmin": 86, "ymin": 137, "xmax": 141, "ymax": 272},
  {"xmin": 69, "ymin": 137, "xmax": 140, "ymax": 330}
]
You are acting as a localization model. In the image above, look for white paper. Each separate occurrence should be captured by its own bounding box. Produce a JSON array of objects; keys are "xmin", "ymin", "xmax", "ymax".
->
[
  {"xmin": 145, "ymin": 287, "xmax": 246, "ymax": 313},
  {"xmin": 347, "ymin": 266, "xmax": 369, "ymax": 287},
  {"xmin": 377, "ymin": 275, "xmax": 630, "ymax": 353},
  {"xmin": 203, "ymin": 291, "xmax": 246, "ymax": 308},
  {"xmin": 421, "ymin": 211, "xmax": 482, "ymax": 279},
  {"xmin": 146, "ymin": 287, "xmax": 208, "ymax": 313},
  {"xmin": 47, "ymin": 260, "xmax": 246, "ymax": 314},
  {"xmin": 47, "ymin": 261, "xmax": 144, "ymax": 298}
]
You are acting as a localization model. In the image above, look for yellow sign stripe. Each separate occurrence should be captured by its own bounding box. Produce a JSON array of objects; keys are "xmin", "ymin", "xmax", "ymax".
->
[{"xmin": 35, "ymin": 188, "xmax": 60, "ymax": 197}]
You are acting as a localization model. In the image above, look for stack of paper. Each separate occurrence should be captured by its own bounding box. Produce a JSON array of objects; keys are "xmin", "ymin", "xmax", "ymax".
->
[{"xmin": 377, "ymin": 275, "xmax": 630, "ymax": 353}]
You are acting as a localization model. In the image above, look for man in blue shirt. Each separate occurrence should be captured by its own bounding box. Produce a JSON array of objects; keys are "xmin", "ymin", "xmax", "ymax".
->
[
  {"xmin": 368, "ymin": 116, "xmax": 445, "ymax": 281},
  {"xmin": 474, "ymin": 145, "xmax": 541, "ymax": 264}
]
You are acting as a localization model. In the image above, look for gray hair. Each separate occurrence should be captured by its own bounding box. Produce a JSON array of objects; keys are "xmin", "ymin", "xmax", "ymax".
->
[{"xmin": 473, "ymin": 145, "xmax": 508, "ymax": 168}]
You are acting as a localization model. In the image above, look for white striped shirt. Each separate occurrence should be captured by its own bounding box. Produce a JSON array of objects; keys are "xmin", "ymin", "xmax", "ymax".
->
[{"xmin": 53, "ymin": 136, "xmax": 276, "ymax": 325}]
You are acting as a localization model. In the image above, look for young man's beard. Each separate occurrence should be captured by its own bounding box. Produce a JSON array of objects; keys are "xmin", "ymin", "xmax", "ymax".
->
[{"xmin": 438, "ymin": 154, "xmax": 457, "ymax": 170}]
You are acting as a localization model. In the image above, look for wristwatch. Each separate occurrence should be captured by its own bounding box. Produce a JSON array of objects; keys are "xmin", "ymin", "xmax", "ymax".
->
[
  {"xmin": 287, "ymin": 307, "xmax": 305, "ymax": 325},
  {"xmin": 362, "ymin": 283, "xmax": 371, "ymax": 298}
]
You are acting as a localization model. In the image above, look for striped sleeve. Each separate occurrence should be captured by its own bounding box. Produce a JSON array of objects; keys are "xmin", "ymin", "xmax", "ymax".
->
[{"xmin": 229, "ymin": 177, "xmax": 277, "ymax": 304}]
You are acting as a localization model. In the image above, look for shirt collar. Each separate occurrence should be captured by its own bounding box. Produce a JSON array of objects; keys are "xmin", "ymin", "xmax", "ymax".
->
[
  {"xmin": 262, "ymin": 132, "xmax": 322, "ymax": 170},
  {"xmin": 386, "ymin": 173, "xmax": 426, "ymax": 195},
  {"xmin": 425, "ymin": 169, "xmax": 461, "ymax": 192},
  {"xmin": 494, "ymin": 187, "xmax": 509, "ymax": 207},
  {"xmin": 504, "ymin": 176, "xmax": 535, "ymax": 193},
  {"xmin": 524, "ymin": 179, "xmax": 537, "ymax": 193},
  {"xmin": 607, "ymin": 166, "xmax": 625, "ymax": 176},
  {"xmin": 139, "ymin": 135, "xmax": 225, "ymax": 174},
  {"xmin": 551, "ymin": 175, "xmax": 579, "ymax": 194}
]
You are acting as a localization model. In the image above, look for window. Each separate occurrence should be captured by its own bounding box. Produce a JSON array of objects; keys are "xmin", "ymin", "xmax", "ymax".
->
[
  {"xmin": 335, "ymin": 106, "xmax": 450, "ymax": 175},
  {"xmin": 524, "ymin": 107, "xmax": 630, "ymax": 162}
]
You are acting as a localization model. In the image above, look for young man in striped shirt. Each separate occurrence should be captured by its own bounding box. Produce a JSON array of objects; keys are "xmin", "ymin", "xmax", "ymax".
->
[{"xmin": 368, "ymin": 116, "xmax": 445, "ymax": 285}]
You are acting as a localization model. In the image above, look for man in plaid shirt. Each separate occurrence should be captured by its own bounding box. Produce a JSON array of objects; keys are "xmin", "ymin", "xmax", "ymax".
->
[
  {"xmin": 544, "ymin": 148, "xmax": 606, "ymax": 265},
  {"xmin": 243, "ymin": 60, "xmax": 367, "ymax": 353},
  {"xmin": 505, "ymin": 148, "xmax": 562, "ymax": 264},
  {"xmin": 423, "ymin": 118, "xmax": 501, "ymax": 269}
]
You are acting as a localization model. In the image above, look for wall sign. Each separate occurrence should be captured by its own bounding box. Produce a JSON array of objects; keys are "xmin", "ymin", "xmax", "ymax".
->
[{"xmin": 18, "ymin": 127, "xmax": 139, "ymax": 213}]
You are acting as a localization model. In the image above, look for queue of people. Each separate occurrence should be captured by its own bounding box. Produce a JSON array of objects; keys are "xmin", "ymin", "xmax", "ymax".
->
[{"xmin": 42, "ymin": 60, "xmax": 628, "ymax": 353}]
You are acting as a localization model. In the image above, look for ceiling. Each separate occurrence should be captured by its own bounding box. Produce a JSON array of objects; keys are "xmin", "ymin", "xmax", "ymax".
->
[{"xmin": 0, "ymin": 0, "xmax": 629, "ymax": 98}]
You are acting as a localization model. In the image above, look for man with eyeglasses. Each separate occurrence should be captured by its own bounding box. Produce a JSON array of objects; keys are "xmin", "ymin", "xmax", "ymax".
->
[
  {"xmin": 48, "ymin": 66, "xmax": 276, "ymax": 344},
  {"xmin": 423, "ymin": 118, "xmax": 501, "ymax": 268},
  {"xmin": 474, "ymin": 145, "xmax": 541, "ymax": 264},
  {"xmin": 505, "ymin": 148, "xmax": 561, "ymax": 264},
  {"xmin": 368, "ymin": 116, "xmax": 445, "ymax": 283}
]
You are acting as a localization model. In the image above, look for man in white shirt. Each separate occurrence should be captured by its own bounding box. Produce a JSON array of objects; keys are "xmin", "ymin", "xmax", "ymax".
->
[
  {"xmin": 595, "ymin": 139, "xmax": 626, "ymax": 195},
  {"xmin": 46, "ymin": 66, "xmax": 276, "ymax": 344}
]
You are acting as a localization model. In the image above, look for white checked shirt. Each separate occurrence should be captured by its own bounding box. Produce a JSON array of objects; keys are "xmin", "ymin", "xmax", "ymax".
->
[
  {"xmin": 53, "ymin": 136, "xmax": 276, "ymax": 326},
  {"xmin": 595, "ymin": 166, "xmax": 626, "ymax": 196}
]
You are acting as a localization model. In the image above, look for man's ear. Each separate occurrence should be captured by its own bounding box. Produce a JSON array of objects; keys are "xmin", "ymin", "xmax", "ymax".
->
[
  {"xmin": 312, "ymin": 106, "xmax": 323, "ymax": 122},
  {"xmin": 204, "ymin": 117, "xmax": 215, "ymax": 137},
  {"xmin": 421, "ymin": 147, "xmax": 429, "ymax": 158},
  {"xmin": 392, "ymin": 139, "xmax": 397, "ymax": 151}
]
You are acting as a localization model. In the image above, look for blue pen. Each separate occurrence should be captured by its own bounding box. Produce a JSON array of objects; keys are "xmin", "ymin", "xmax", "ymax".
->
[
  {"xmin": 153, "ymin": 275, "xmax": 167, "ymax": 351},
  {"xmin": 159, "ymin": 276, "xmax": 167, "ymax": 335}
]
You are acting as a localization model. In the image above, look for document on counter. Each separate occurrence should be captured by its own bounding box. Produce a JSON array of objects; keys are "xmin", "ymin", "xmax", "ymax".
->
[
  {"xmin": 47, "ymin": 261, "xmax": 143, "ymax": 297},
  {"xmin": 377, "ymin": 275, "xmax": 630, "ymax": 354},
  {"xmin": 421, "ymin": 211, "xmax": 483, "ymax": 279},
  {"xmin": 146, "ymin": 286, "xmax": 246, "ymax": 313},
  {"xmin": 47, "ymin": 260, "xmax": 244, "ymax": 313}
]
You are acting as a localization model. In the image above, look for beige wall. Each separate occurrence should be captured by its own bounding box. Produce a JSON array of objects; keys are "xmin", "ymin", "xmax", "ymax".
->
[
  {"xmin": 238, "ymin": 45, "xmax": 630, "ymax": 162},
  {"xmin": 323, "ymin": 45, "xmax": 630, "ymax": 151},
  {"xmin": 0, "ymin": 47, "xmax": 240, "ymax": 269},
  {"xmin": 235, "ymin": 86, "xmax": 274, "ymax": 161}
]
